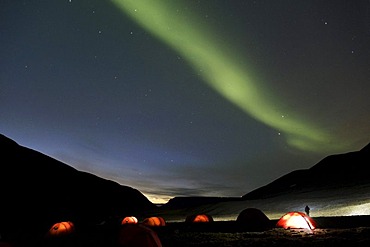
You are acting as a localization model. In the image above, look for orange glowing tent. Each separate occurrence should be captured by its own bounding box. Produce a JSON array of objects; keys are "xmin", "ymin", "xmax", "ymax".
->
[
  {"xmin": 185, "ymin": 214, "xmax": 213, "ymax": 223},
  {"xmin": 46, "ymin": 221, "xmax": 75, "ymax": 237},
  {"xmin": 276, "ymin": 211, "xmax": 316, "ymax": 230},
  {"xmin": 142, "ymin": 216, "xmax": 166, "ymax": 227},
  {"xmin": 121, "ymin": 216, "xmax": 138, "ymax": 225},
  {"xmin": 117, "ymin": 224, "xmax": 162, "ymax": 247}
]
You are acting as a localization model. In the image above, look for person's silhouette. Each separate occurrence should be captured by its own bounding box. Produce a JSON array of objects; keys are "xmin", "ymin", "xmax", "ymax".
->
[{"xmin": 305, "ymin": 205, "xmax": 310, "ymax": 216}]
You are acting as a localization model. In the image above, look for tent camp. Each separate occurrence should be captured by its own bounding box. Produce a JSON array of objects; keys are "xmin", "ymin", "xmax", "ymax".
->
[
  {"xmin": 117, "ymin": 224, "xmax": 162, "ymax": 247},
  {"xmin": 185, "ymin": 214, "xmax": 214, "ymax": 223},
  {"xmin": 236, "ymin": 208, "xmax": 272, "ymax": 231},
  {"xmin": 276, "ymin": 211, "xmax": 317, "ymax": 230}
]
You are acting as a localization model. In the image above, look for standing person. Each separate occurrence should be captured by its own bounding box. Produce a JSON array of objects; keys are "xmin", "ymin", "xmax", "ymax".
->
[{"xmin": 305, "ymin": 205, "xmax": 310, "ymax": 216}]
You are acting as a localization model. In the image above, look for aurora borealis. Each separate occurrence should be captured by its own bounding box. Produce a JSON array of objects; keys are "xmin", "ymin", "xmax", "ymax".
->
[
  {"xmin": 112, "ymin": 0, "xmax": 335, "ymax": 153},
  {"xmin": 1, "ymin": 0, "xmax": 369, "ymax": 203}
]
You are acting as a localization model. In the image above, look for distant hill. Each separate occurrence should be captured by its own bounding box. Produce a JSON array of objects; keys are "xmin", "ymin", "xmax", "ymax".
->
[
  {"xmin": 162, "ymin": 142, "xmax": 370, "ymax": 210},
  {"xmin": 0, "ymin": 134, "xmax": 156, "ymax": 236},
  {"xmin": 242, "ymin": 142, "xmax": 370, "ymax": 199},
  {"xmin": 162, "ymin": 196, "xmax": 242, "ymax": 210}
]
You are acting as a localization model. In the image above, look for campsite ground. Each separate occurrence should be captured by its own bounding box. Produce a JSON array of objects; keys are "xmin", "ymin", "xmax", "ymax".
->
[
  {"xmin": 154, "ymin": 186, "xmax": 370, "ymax": 246},
  {"xmin": 7, "ymin": 218, "xmax": 370, "ymax": 247},
  {"xmin": 158, "ymin": 225, "xmax": 370, "ymax": 247},
  {"xmin": 5, "ymin": 215, "xmax": 370, "ymax": 247}
]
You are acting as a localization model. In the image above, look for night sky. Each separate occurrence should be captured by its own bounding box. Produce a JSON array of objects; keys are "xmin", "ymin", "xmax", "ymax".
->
[{"xmin": 1, "ymin": 0, "xmax": 369, "ymax": 203}]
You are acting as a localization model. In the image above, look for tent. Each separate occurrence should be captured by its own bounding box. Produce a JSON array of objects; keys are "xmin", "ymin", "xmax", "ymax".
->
[
  {"xmin": 117, "ymin": 224, "xmax": 162, "ymax": 247},
  {"xmin": 46, "ymin": 221, "xmax": 75, "ymax": 237},
  {"xmin": 142, "ymin": 216, "xmax": 166, "ymax": 227},
  {"xmin": 121, "ymin": 216, "xmax": 138, "ymax": 225},
  {"xmin": 185, "ymin": 214, "xmax": 213, "ymax": 223},
  {"xmin": 276, "ymin": 211, "xmax": 316, "ymax": 230},
  {"xmin": 236, "ymin": 208, "xmax": 272, "ymax": 231}
]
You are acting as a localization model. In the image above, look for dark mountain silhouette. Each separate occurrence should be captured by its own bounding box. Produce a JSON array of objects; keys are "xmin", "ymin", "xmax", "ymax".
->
[
  {"xmin": 0, "ymin": 134, "xmax": 156, "ymax": 237},
  {"xmin": 242, "ymin": 142, "xmax": 370, "ymax": 199},
  {"xmin": 162, "ymin": 142, "xmax": 370, "ymax": 209},
  {"xmin": 2, "ymin": 132, "xmax": 369, "ymax": 237}
]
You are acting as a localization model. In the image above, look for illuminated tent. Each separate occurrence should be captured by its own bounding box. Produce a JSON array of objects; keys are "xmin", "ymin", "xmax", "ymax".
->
[
  {"xmin": 121, "ymin": 216, "xmax": 138, "ymax": 225},
  {"xmin": 117, "ymin": 224, "xmax": 162, "ymax": 247},
  {"xmin": 185, "ymin": 214, "xmax": 214, "ymax": 223},
  {"xmin": 236, "ymin": 208, "xmax": 272, "ymax": 231},
  {"xmin": 142, "ymin": 216, "xmax": 166, "ymax": 227},
  {"xmin": 45, "ymin": 221, "xmax": 75, "ymax": 237},
  {"xmin": 276, "ymin": 211, "xmax": 316, "ymax": 230}
]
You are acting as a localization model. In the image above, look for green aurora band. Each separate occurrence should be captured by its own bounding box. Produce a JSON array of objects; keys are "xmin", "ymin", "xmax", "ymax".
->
[{"xmin": 112, "ymin": 0, "xmax": 346, "ymax": 153}]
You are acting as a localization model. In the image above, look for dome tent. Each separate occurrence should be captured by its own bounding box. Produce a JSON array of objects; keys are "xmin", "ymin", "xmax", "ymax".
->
[
  {"xmin": 276, "ymin": 211, "xmax": 316, "ymax": 230},
  {"xmin": 185, "ymin": 214, "xmax": 214, "ymax": 223},
  {"xmin": 46, "ymin": 221, "xmax": 75, "ymax": 237},
  {"xmin": 142, "ymin": 216, "xmax": 166, "ymax": 227},
  {"xmin": 121, "ymin": 216, "xmax": 138, "ymax": 225},
  {"xmin": 236, "ymin": 208, "xmax": 272, "ymax": 231}
]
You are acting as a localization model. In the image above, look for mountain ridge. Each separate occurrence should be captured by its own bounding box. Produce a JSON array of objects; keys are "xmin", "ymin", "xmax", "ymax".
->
[
  {"xmin": 1, "ymin": 133, "xmax": 369, "ymax": 233},
  {"xmin": 0, "ymin": 133, "xmax": 157, "ymax": 236},
  {"xmin": 241, "ymin": 142, "xmax": 370, "ymax": 200},
  {"xmin": 162, "ymin": 141, "xmax": 370, "ymax": 209}
]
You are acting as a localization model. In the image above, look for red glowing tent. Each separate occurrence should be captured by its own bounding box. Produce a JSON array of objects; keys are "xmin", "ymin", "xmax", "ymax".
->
[
  {"xmin": 276, "ymin": 211, "xmax": 316, "ymax": 230},
  {"xmin": 121, "ymin": 216, "xmax": 138, "ymax": 225},
  {"xmin": 46, "ymin": 221, "xmax": 75, "ymax": 237},
  {"xmin": 185, "ymin": 214, "xmax": 214, "ymax": 223},
  {"xmin": 142, "ymin": 216, "xmax": 166, "ymax": 227}
]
